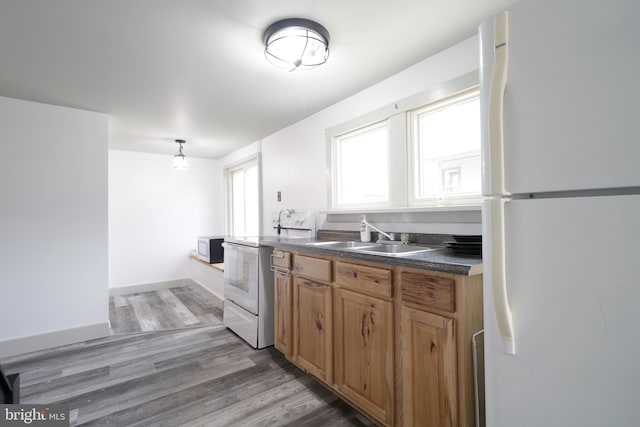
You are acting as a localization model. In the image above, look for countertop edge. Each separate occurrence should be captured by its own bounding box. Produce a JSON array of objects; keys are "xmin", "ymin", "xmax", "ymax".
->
[{"xmin": 259, "ymin": 238, "xmax": 483, "ymax": 276}]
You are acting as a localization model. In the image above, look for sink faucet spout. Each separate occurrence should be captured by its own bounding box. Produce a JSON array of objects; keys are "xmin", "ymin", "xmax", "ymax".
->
[{"xmin": 360, "ymin": 217, "xmax": 394, "ymax": 241}]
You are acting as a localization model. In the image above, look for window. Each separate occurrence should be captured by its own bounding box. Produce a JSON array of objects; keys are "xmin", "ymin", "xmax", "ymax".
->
[
  {"xmin": 409, "ymin": 88, "xmax": 481, "ymax": 206},
  {"xmin": 331, "ymin": 121, "xmax": 390, "ymax": 209},
  {"xmin": 226, "ymin": 158, "xmax": 259, "ymax": 236},
  {"xmin": 326, "ymin": 72, "xmax": 479, "ymax": 211}
]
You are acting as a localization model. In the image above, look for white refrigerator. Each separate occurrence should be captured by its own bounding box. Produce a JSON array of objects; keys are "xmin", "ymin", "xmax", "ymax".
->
[{"xmin": 480, "ymin": 1, "xmax": 640, "ymax": 426}]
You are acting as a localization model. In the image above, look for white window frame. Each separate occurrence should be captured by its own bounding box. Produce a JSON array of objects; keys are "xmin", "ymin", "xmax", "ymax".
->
[
  {"xmin": 330, "ymin": 120, "xmax": 392, "ymax": 210},
  {"xmin": 407, "ymin": 87, "xmax": 483, "ymax": 207},
  {"xmin": 225, "ymin": 155, "xmax": 262, "ymax": 236},
  {"xmin": 326, "ymin": 71, "xmax": 479, "ymax": 212}
]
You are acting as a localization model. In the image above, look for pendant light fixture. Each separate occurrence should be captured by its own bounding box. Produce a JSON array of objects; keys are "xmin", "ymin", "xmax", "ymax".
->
[
  {"xmin": 173, "ymin": 139, "xmax": 187, "ymax": 170},
  {"xmin": 263, "ymin": 18, "xmax": 330, "ymax": 71}
]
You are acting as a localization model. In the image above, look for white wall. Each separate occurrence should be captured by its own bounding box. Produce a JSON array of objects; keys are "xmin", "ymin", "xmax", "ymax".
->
[
  {"xmin": 0, "ymin": 96, "xmax": 109, "ymax": 355},
  {"xmin": 258, "ymin": 36, "xmax": 482, "ymax": 235},
  {"xmin": 108, "ymin": 150, "xmax": 223, "ymax": 288}
]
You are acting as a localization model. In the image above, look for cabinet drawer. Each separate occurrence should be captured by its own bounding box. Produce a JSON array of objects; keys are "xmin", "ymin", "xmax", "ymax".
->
[
  {"xmin": 293, "ymin": 255, "xmax": 332, "ymax": 283},
  {"xmin": 271, "ymin": 250, "xmax": 291, "ymax": 271},
  {"xmin": 400, "ymin": 272, "xmax": 455, "ymax": 313},
  {"xmin": 335, "ymin": 262, "xmax": 392, "ymax": 299}
]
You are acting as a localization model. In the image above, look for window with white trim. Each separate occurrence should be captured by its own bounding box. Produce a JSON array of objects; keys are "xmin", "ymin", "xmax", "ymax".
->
[
  {"xmin": 226, "ymin": 158, "xmax": 259, "ymax": 236},
  {"xmin": 331, "ymin": 121, "xmax": 390, "ymax": 209},
  {"xmin": 409, "ymin": 87, "xmax": 481, "ymax": 206},
  {"xmin": 326, "ymin": 72, "xmax": 480, "ymax": 211}
]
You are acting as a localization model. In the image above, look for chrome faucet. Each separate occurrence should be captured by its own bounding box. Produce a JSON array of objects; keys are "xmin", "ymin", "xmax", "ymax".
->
[
  {"xmin": 360, "ymin": 217, "xmax": 395, "ymax": 242},
  {"xmin": 277, "ymin": 209, "xmax": 294, "ymax": 235}
]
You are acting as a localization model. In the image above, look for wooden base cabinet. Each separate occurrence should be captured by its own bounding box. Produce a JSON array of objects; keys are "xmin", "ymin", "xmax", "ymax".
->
[
  {"xmin": 274, "ymin": 271, "xmax": 293, "ymax": 357},
  {"xmin": 401, "ymin": 306, "xmax": 457, "ymax": 427},
  {"xmin": 398, "ymin": 269, "xmax": 484, "ymax": 427},
  {"xmin": 272, "ymin": 249, "xmax": 483, "ymax": 427},
  {"xmin": 293, "ymin": 277, "xmax": 333, "ymax": 384},
  {"xmin": 335, "ymin": 288, "xmax": 394, "ymax": 426}
]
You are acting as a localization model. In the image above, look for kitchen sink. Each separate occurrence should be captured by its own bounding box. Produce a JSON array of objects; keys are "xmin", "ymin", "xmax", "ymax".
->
[
  {"xmin": 304, "ymin": 241, "xmax": 378, "ymax": 249},
  {"xmin": 304, "ymin": 240, "xmax": 437, "ymax": 257},
  {"xmin": 351, "ymin": 244, "xmax": 437, "ymax": 256}
]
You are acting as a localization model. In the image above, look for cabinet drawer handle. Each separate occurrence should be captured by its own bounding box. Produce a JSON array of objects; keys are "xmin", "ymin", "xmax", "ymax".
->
[{"xmin": 271, "ymin": 267, "xmax": 290, "ymax": 276}]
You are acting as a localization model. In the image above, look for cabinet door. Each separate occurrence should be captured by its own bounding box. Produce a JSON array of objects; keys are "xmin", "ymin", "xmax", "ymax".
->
[
  {"xmin": 401, "ymin": 306, "xmax": 457, "ymax": 427},
  {"xmin": 274, "ymin": 271, "xmax": 293, "ymax": 357},
  {"xmin": 294, "ymin": 277, "xmax": 333, "ymax": 383},
  {"xmin": 336, "ymin": 289, "xmax": 394, "ymax": 426}
]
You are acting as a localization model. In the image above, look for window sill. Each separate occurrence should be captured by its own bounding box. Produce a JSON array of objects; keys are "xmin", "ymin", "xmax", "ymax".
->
[{"xmin": 322, "ymin": 205, "xmax": 481, "ymax": 215}]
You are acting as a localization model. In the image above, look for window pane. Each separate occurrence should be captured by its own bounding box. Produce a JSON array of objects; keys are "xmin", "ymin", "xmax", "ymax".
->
[
  {"xmin": 231, "ymin": 169, "xmax": 246, "ymax": 235},
  {"xmin": 413, "ymin": 93, "xmax": 481, "ymax": 201},
  {"xmin": 244, "ymin": 165, "xmax": 259, "ymax": 236},
  {"xmin": 228, "ymin": 160, "xmax": 259, "ymax": 236},
  {"xmin": 335, "ymin": 123, "xmax": 389, "ymax": 206}
]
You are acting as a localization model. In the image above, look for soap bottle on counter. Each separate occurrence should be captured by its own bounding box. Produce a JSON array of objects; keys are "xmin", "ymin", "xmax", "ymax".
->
[{"xmin": 359, "ymin": 215, "xmax": 371, "ymax": 242}]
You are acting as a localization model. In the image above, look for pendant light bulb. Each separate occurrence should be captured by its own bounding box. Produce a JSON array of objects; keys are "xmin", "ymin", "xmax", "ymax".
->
[{"xmin": 174, "ymin": 139, "xmax": 187, "ymax": 170}]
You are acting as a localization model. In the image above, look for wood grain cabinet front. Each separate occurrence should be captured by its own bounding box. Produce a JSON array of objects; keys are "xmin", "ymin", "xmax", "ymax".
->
[
  {"xmin": 335, "ymin": 261, "xmax": 392, "ymax": 299},
  {"xmin": 271, "ymin": 249, "xmax": 292, "ymax": 272},
  {"xmin": 294, "ymin": 254, "xmax": 332, "ymax": 283},
  {"xmin": 272, "ymin": 248, "xmax": 483, "ymax": 427},
  {"xmin": 398, "ymin": 268, "xmax": 483, "ymax": 427},
  {"xmin": 293, "ymin": 277, "xmax": 333, "ymax": 384},
  {"xmin": 335, "ymin": 288, "xmax": 394, "ymax": 426},
  {"xmin": 401, "ymin": 305, "xmax": 457, "ymax": 427},
  {"xmin": 274, "ymin": 271, "xmax": 293, "ymax": 357}
]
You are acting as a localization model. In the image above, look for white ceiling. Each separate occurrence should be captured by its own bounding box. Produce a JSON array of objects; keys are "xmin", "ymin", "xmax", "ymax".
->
[{"xmin": 0, "ymin": 0, "xmax": 514, "ymax": 159}]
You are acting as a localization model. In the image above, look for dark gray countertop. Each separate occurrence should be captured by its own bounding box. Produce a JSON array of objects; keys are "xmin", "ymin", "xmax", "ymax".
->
[{"xmin": 259, "ymin": 236, "xmax": 483, "ymax": 276}]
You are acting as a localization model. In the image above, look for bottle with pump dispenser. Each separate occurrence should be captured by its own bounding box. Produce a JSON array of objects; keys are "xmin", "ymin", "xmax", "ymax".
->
[{"xmin": 359, "ymin": 215, "xmax": 371, "ymax": 242}]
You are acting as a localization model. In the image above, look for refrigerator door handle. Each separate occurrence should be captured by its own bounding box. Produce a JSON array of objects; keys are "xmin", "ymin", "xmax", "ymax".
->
[
  {"xmin": 483, "ymin": 11, "xmax": 509, "ymax": 196},
  {"xmin": 486, "ymin": 199, "xmax": 516, "ymax": 355}
]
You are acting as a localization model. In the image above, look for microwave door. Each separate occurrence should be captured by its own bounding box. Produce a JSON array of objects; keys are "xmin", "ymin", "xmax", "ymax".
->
[
  {"xmin": 197, "ymin": 239, "xmax": 209, "ymax": 262},
  {"xmin": 223, "ymin": 243, "xmax": 259, "ymax": 315}
]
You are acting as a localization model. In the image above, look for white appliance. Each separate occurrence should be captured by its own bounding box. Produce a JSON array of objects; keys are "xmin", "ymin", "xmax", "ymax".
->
[
  {"xmin": 480, "ymin": 1, "xmax": 640, "ymax": 426},
  {"xmin": 222, "ymin": 211, "xmax": 315, "ymax": 349},
  {"xmin": 223, "ymin": 237, "xmax": 274, "ymax": 349}
]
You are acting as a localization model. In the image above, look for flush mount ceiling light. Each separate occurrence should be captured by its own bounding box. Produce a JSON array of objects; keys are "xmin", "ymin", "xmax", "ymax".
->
[
  {"xmin": 263, "ymin": 18, "xmax": 330, "ymax": 71},
  {"xmin": 174, "ymin": 139, "xmax": 187, "ymax": 170}
]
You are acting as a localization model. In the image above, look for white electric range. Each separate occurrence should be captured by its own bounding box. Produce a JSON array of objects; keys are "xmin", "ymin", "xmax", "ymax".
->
[{"xmin": 222, "ymin": 210, "xmax": 315, "ymax": 349}]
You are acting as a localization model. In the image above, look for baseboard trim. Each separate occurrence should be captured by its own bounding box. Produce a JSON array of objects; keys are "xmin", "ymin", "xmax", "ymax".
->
[
  {"xmin": 109, "ymin": 278, "xmax": 194, "ymax": 296},
  {"xmin": 0, "ymin": 322, "xmax": 110, "ymax": 359}
]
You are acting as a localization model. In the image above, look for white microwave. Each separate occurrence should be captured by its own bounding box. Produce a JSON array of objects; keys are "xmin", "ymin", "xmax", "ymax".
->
[{"xmin": 197, "ymin": 236, "xmax": 224, "ymax": 263}]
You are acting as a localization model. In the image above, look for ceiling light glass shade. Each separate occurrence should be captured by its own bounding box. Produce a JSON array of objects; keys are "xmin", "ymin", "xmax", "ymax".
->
[
  {"xmin": 263, "ymin": 18, "xmax": 330, "ymax": 71},
  {"xmin": 173, "ymin": 153, "xmax": 186, "ymax": 169},
  {"xmin": 174, "ymin": 139, "xmax": 187, "ymax": 170}
]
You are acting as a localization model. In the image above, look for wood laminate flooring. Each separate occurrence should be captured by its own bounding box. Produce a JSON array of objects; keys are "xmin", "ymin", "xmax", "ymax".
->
[
  {"xmin": 109, "ymin": 285, "xmax": 224, "ymax": 335},
  {"xmin": 1, "ymin": 286, "xmax": 375, "ymax": 426}
]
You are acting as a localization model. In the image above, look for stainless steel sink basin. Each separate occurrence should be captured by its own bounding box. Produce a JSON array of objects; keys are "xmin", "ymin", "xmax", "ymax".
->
[
  {"xmin": 304, "ymin": 240, "xmax": 437, "ymax": 257},
  {"xmin": 352, "ymin": 244, "xmax": 437, "ymax": 256},
  {"xmin": 304, "ymin": 241, "xmax": 378, "ymax": 249}
]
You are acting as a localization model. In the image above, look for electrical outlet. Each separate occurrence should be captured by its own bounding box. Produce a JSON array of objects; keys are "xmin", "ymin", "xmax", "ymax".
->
[{"xmin": 277, "ymin": 191, "xmax": 281, "ymax": 202}]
